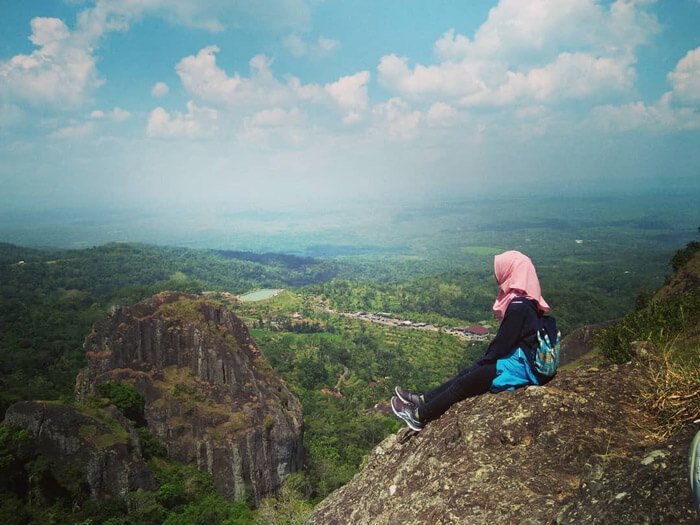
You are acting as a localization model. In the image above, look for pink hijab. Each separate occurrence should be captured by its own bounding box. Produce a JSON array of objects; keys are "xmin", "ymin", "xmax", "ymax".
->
[{"xmin": 492, "ymin": 250, "xmax": 550, "ymax": 320}]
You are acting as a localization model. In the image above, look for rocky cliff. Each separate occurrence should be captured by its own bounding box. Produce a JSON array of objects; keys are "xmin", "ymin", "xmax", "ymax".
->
[
  {"xmin": 4, "ymin": 400, "xmax": 156, "ymax": 499},
  {"xmin": 73, "ymin": 292, "xmax": 304, "ymax": 503},
  {"xmin": 306, "ymin": 361, "xmax": 696, "ymax": 524}
]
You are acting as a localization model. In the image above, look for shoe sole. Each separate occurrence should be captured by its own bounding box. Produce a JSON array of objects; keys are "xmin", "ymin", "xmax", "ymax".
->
[
  {"xmin": 691, "ymin": 429, "xmax": 700, "ymax": 513},
  {"xmin": 390, "ymin": 396, "xmax": 423, "ymax": 432}
]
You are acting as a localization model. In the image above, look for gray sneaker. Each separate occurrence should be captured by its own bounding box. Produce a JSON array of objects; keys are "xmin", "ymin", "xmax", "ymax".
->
[
  {"xmin": 395, "ymin": 386, "xmax": 423, "ymax": 407},
  {"xmin": 391, "ymin": 396, "xmax": 424, "ymax": 432},
  {"xmin": 691, "ymin": 429, "xmax": 700, "ymax": 515}
]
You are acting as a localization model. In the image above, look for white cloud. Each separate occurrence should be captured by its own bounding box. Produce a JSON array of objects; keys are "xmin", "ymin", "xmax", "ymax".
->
[
  {"xmin": 0, "ymin": 17, "xmax": 101, "ymax": 108},
  {"xmin": 283, "ymin": 33, "xmax": 340, "ymax": 57},
  {"xmin": 667, "ymin": 47, "xmax": 700, "ymax": 105},
  {"xmin": 380, "ymin": 0, "xmax": 658, "ymax": 108},
  {"xmin": 90, "ymin": 107, "xmax": 131, "ymax": 122},
  {"xmin": 175, "ymin": 45, "xmax": 369, "ymax": 124},
  {"xmin": 176, "ymin": 47, "xmax": 292, "ymax": 108},
  {"xmin": 146, "ymin": 101, "xmax": 218, "ymax": 138},
  {"xmin": 325, "ymin": 71, "xmax": 370, "ymax": 116},
  {"xmin": 378, "ymin": 53, "xmax": 501, "ymax": 101},
  {"xmin": 283, "ymin": 34, "xmax": 307, "ymax": 57},
  {"xmin": 151, "ymin": 81, "xmax": 170, "ymax": 98},
  {"xmin": 176, "ymin": 46, "xmax": 241, "ymax": 104},
  {"xmin": 318, "ymin": 37, "xmax": 340, "ymax": 54},
  {"xmin": 49, "ymin": 121, "xmax": 96, "ymax": 140},
  {"xmin": 1, "ymin": 0, "xmax": 316, "ymax": 113},
  {"xmin": 110, "ymin": 107, "xmax": 131, "ymax": 122},
  {"xmin": 372, "ymin": 98, "xmax": 423, "ymax": 141},
  {"xmin": 247, "ymin": 107, "xmax": 302, "ymax": 127},
  {"xmin": 461, "ymin": 52, "xmax": 635, "ymax": 106},
  {"xmin": 437, "ymin": 0, "xmax": 658, "ymax": 63},
  {"xmin": 590, "ymin": 47, "xmax": 700, "ymax": 132},
  {"xmin": 591, "ymin": 96, "xmax": 700, "ymax": 132},
  {"xmin": 426, "ymin": 102, "xmax": 459, "ymax": 127},
  {"xmin": 75, "ymin": 0, "xmax": 313, "ymax": 38}
]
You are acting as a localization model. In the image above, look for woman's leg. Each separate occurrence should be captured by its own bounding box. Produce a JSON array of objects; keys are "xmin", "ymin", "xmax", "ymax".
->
[
  {"xmin": 419, "ymin": 363, "xmax": 497, "ymax": 423},
  {"xmin": 423, "ymin": 362, "xmax": 480, "ymax": 403}
]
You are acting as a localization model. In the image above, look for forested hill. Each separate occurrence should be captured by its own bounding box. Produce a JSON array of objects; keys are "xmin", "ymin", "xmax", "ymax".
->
[{"xmin": 0, "ymin": 242, "xmax": 337, "ymax": 413}]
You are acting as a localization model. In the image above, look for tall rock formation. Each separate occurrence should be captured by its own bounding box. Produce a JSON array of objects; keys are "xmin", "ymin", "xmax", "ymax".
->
[{"xmin": 75, "ymin": 292, "xmax": 303, "ymax": 504}]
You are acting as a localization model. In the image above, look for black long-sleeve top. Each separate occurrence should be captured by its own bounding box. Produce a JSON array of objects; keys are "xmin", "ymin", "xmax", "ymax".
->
[{"xmin": 477, "ymin": 297, "xmax": 539, "ymax": 366}]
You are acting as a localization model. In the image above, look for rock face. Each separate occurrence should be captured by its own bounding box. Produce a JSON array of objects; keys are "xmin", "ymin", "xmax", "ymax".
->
[
  {"xmin": 559, "ymin": 320, "xmax": 615, "ymax": 366},
  {"xmin": 75, "ymin": 292, "xmax": 303, "ymax": 504},
  {"xmin": 306, "ymin": 363, "xmax": 697, "ymax": 524},
  {"xmin": 4, "ymin": 400, "xmax": 156, "ymax": 499}
]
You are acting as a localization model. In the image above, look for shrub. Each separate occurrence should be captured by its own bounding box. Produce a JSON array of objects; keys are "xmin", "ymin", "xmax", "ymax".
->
[
  {"xmin": 98, "ymin": 382, "xmax": 145, "ymax": 423},
  {"xmin": 596, "ymin": 291, "xmax": 699, "ymax": 363},
  {"xmin": 137, "ymin": 427, "xmax": 167, "ymax": 460}
]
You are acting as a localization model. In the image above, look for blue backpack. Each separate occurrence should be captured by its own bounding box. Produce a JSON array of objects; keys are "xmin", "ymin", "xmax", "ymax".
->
[{"xmin": 533, "ymin": 313, "xmax": 561, "ymax": 377}]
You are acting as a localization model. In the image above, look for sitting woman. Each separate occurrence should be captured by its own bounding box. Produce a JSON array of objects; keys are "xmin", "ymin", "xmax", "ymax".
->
[{"xmin": 392, "ymin": 250, "xmax": 554, "ymax": 432}]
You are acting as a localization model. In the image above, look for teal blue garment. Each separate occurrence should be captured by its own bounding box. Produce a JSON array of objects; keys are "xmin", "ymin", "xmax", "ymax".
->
[{"xmin": 490, "ymin": 347, "xmax": 540, "ymax": 393}]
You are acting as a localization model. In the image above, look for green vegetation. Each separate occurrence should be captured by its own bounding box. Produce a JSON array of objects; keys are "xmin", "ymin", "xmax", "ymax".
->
[
  {"xmin": 158, "ymin": 297, "xmax": 209, "ymax": 323},
  {"xmin": 0, "ymin": 205, "xmax": 696, "ymax": 522},
  {"xmin": 597, "ymin": 242, "xmax": 700, "ymax": 363},
  {"xmin": 0, "ymin": 430, "xmax": 255, "ymax": 525},
  {"xmin": 596, "ymin": 292, "xmax": 699, "ymax": 363},
  {"xmin": 251, "ymin": 320, "xmax": 483, "ymax": 498},
  {"xmin": 98, "ymin": 381, "xmax": 145, "ymax": 423},
  {"xmin": 595, "ymin": 241, "xmax": 699, "ymax": 436}
]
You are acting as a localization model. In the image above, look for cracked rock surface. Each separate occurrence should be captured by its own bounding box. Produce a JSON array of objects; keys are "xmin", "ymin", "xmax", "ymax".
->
[{"xmin": 307, "ymin": 363, "xmax": 696, "ymax": 524}]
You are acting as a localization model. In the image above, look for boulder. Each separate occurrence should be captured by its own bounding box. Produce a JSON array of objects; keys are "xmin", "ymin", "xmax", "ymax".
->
[
  {"xmin": 306, "ymin": 363, "xmax": 696, "ymax": 524},
  {"xmin": 4, "ymin": 400, "xmax": 156, "ymax": 499}
]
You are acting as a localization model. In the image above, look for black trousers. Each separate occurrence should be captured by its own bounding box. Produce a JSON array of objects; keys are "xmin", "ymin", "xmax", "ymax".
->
[{"xmin": 420, "ymin": 362, "xmax": 497, "ymax": 422}]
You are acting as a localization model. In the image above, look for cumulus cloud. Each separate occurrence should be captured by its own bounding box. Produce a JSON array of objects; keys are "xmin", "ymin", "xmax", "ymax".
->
[
  {"xmin": 435, "ymin": 0, "xmax": 658, "ymax": 63},
  {"xmin": 379, "ymin": 0, "xmax": 658, "ymax": 108},
  {"xmin": 176, "ymin": 47, "xmax": 291, "ymax": 108},
  {"xmin": 461, "ymin": 52, "xmax": 635, "ymax": 106},
  {"xmin": 667, "ymin": 47, "xmax": 700, "ymax": 105},
  {"xmin": 591, "ymin": 96, "xmax": 700, "ymax": 132},
  {"xmin": 146, "ymin": 101, "xmax": 218, "ymax": 138},
  {"xmin": 283, "ymin": 33, "xmax": 340, "ymax": 57},
  {"xmin": 325, "ymin": 71, "xmax": 370, "ymax": 117},
  {"xmin": 591, "ymin": 46, "xmax": 700, "ymax": 132},
  {"xmin": 176, "ymin": 46, "xmax": 242, "ymax": 104},
  {"xmin": 151, "ymin": 81, "xmax": 169, "ymax": 98},
  {"xmin": 0, "ymin": 17, "xmax": 101, "ymax": 108},
  {"xmin": 174, "ymin": 45, "xmax": 370, "ymax": 124},
  {"xmin": 1, "ymin": 0, "xmax": 316, "ymax": 113}
]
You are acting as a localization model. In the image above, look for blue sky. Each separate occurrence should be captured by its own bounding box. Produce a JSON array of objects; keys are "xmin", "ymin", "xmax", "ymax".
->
[{"xmin": 1, "ymin": 0, "xmax": 699, "ymax": 213}]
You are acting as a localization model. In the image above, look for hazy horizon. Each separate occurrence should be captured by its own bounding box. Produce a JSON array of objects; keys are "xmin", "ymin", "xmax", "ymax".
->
[{"xmin": 1, "ymin": 191, "xmax": 697, "ymax": 257}]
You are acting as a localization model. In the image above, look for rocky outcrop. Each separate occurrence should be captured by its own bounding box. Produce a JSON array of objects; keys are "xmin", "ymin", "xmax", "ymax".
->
[
  {"xmin": 559, "ymin": 320, "xmax": 615, "ymax": 366},
  {"xmin": 306, "ymin": 363, "xmax": 697, "ymax": 524},
  {"xmin": 4, "ymin": 400, "xmax": 156, "ymax": 499},
  {"xmin": 75, "ymin": 292, "xmax": 303, "ymax": 504}
]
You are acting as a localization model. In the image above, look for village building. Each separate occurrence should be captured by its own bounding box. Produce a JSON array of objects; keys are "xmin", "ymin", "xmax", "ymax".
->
[{"xmin": 464, "ymin": 324, "xmax": 490, "ymax": 336}]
